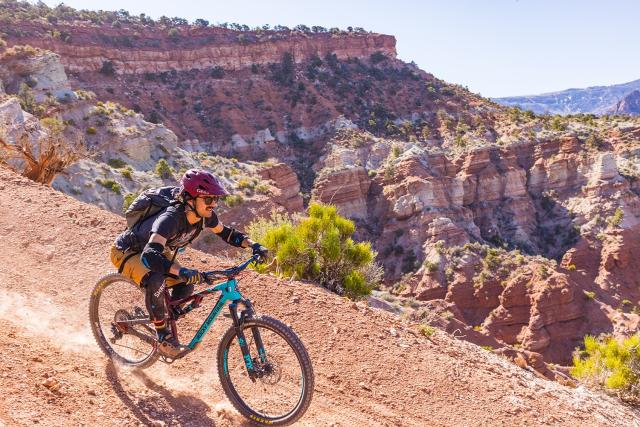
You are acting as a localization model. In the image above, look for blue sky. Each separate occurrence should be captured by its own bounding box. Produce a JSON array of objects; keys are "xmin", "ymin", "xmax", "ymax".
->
[{"xmin": 35, "ymin": 0, "xmax": 640, "ymax": 97}]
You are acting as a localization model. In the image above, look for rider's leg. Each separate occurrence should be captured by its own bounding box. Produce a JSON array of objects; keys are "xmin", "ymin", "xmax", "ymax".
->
[
  {"xmin": 170, "ymin": 282, "xmax": 194, "ymax": 301},
  {"xmin": 142, "ymin": 272, "xmax": 186, "ymax": 356},
  {"xmin": 168, "ymin": 282, "xmax": 194, "ymax": 315},
  {"xmin": 142, "ymin": 271, "xmax": 167, "ymax": 325}
]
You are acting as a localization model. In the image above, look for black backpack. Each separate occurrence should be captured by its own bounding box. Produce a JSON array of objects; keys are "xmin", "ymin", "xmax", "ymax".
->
[
  {"xmin": 124, "ymin": 186, "xmax": 181, "ymax": 229},
  {"xmin": 115, "ymin": 186, "xmax": 205, "ymax": 262}
]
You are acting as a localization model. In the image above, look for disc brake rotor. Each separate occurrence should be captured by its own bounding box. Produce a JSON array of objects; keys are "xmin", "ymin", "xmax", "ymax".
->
[
  {"xmin": 257, "ymin": 357, "xmax": 282, "ymax": 385},
  {"xmin": 112, "ymin": 309, "xmax": 132, "ymax": 336}
]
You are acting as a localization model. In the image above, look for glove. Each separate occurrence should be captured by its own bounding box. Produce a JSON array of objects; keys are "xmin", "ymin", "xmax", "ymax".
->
[
  {"xmin": 251, "ymin": 242, "xmax": 269, "ymax": 261},
  {"xmin": 178, "ymin": 267, "xmax": 204, "ymax": 285}
]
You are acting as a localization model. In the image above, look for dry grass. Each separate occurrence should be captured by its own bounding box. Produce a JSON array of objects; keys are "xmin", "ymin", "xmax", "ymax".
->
[{"xmin": 0, "ymin": 119, "xmax": 86, "ymax": 185}]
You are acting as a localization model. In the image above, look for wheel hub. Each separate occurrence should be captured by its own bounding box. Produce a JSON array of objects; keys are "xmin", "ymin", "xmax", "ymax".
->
[{"xmin": 256, "ymin": 358, "xmax": 282, "ymax": 385}]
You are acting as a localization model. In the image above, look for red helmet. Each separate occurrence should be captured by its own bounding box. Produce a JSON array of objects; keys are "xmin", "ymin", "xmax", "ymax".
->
[{"xmin": 180, "ymin": 169, "xmax": 229, "ymax": 199}]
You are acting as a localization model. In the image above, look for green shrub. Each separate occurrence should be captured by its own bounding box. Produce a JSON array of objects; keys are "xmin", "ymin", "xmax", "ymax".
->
[
  {"xmin": 168, "ymin": 28, "xmax": 180, "ymax": 41},
  {"xmin": 96, "ymin": 178, "xmax": 121, "ymax": 194},
  {"xmin": 572, "ymin": 334, "xmax": 640, "ymax": 403},
  {"xmin": 585, "ymin": 133, "xmax": 602, "ymax": 150},
  {"xmin": 585, "ymin": 291, "xmax": 596, "ymax": 300},
  {"xmin": 247, "ymin": 210, "xmax": 293, "ymax": 244},
  {"xmin": 120, "ymin": 166, "xmax": 133, "ymax": 180},
  {"xmin": 225, "ymin": 194, "xmax": 244, "ymax": 207},
  {"xmin": 86, "ymin": 127, "xmax": 97, "ymax": 135},
  {"xmin": 122, "ymin": 192, "xmax": 138, "ymax": 212},
  {"xmin": 17, "ymin": 83, "xmax": 43, "ymax": 116},
  {"xmin": 370, "ymin": 51, "xmax": 386, "ymax": 64},
  {"xmin": 418, "ymin": 325, "xmax": 435, "ymax": 338},
  {"xmin": 255, "ymin": 184, "xmax": 270, "ymax": 194},
  {"xmin": 391, "ymin": 144, "xmax": 401, "ymax": 159},
  {"xmin": 551, "ymin": 116, "xmax": 566, "ymax": 131},
  {"xmin": 483, "ymin": 248, "xmax": 501, "ymax": 270},
  {"xmin": 107, "ymin": 158, "xmax": 127, "ymax": 169},
  {"xmin": 236, "ymin": 178, "xmax": 255, "ymax": 190},
  {"xmin": 538, "ymin": 265, "xmax": 549, "ymax": 279},
  {"xmin": 423, "ymin": 260, "xmax": 439, "ymax": 273},
  {"xmin": 607, "ymin": 208, "xmax": 624, "ymax": 228},
  {"xmin": 154, "ymin": 158, "xmax": 174, "ymax": 179},
  {"xmin": 100, "ymin": 60, "xmax": 115, "ymax": 75},
  {"xmin": 247, "ymin": 203, "xmax": 381, "ymax": 299},
  {"xmin": 210, "ymin": 66, "xmax": 225, "ymax": 79}
]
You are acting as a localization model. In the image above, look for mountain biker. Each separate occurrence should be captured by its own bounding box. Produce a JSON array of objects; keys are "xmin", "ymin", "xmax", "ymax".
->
[{"xmin": 109, "ymin": 169, "xmax": 268, "ymax": 357}]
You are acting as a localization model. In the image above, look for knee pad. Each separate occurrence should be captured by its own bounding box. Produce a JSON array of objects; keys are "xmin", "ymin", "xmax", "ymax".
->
[
  {"xmin": 171, "ymin": 283, "xmax": 194, "ymax": 301},
  {"xmin": 142, "ymin": 271, "xmax": 164, "ymax": 290},
  {"xmin": 143, "ymin": 272, "xmax": 167, "ymax": 321}
]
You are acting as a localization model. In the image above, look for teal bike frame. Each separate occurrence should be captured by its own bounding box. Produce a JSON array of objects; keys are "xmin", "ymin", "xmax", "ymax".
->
[
  {"xmin": 184, "ymin": 278, "xmax": 242, "ymax": 349},
  {"xmin": 115, "ymin": 255, "xmax": 266, "ymax": 374},
  {"xmin": 160, "ymin": 255, "xmax": 267, "ymax": 376}
]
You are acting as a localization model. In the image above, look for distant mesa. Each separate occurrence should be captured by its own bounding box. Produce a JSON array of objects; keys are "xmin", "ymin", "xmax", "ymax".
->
[
  {"xmin": 495, "ymin": 78, "xmax": 640, "ymax": 115},
  {"xmin": 611, "ymin": 89, "xmax": 640, "ymax": 115}
]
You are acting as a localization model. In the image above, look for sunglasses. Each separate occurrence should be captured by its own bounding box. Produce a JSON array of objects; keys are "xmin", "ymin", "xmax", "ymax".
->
[{"xmin": 200, "ymin": 195, "xmax": 221, "ymax": 205}]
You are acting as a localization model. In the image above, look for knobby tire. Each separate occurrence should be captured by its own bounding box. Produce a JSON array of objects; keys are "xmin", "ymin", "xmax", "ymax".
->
[{"xmin": 217, "ymin": 316, "xmax": 314, "ymax": 426}]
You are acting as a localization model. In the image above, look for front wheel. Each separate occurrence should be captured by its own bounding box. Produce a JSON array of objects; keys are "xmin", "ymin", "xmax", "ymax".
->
[{"xmin": 217, "ymin": 316, "xmax": 314, "ymax": 426}]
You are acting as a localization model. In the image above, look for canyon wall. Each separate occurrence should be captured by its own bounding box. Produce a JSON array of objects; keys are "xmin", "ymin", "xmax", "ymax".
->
[
  {"xmin": 5, "ymin": 23, "xmax": 396, "ymax": 74},
  {"xmin": 3, "ymin": 8, "xmax": 640, "ymax": 373}
]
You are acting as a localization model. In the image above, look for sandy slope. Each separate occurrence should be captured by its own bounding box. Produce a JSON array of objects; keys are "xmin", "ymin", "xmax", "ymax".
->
[{"xmin": 0, "ymin": 166, "xmax": 639, "ymax": 427}]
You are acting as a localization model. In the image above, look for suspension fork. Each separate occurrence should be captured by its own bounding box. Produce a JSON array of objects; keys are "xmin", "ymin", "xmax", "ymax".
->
[
  {"xmin": 229, "ymin": 300, "xmax": 267, "ymax": 377},
  {"xmin": 244, "ymin": 300, "xmax": 268, "ymax": 363}
]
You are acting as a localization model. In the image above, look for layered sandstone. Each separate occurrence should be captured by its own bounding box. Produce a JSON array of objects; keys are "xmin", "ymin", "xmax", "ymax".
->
[
  {"xmin": 402, "ymin": 236, "xmax": 640, "ymax": 369},
  {"xmin": 312, "ymin": 167, "xmax": 371, "ymax": 219},
  {"xmin": 309, "ymin": 124, "xmax": 640, "ymax": 371},
  {"xmin": 0, "ymin": 49, "xmax": 74, "ymax": 101},
  {"xmin": 316, "ymin": 127, "xmax": 640, "ymax": 279},
  {"xmin": 258, "ymin": 162, "xmax": 304, "ymax": 212},
  {"xmin": 4, "ymin": 6, "xmax": 640, "ymax": 380},
  {"xmin": 0, "ymin": 51, "xmax": 304, "ymax": 223},
  {"xmin": 6, "ymin": 23, "xmax": 396, "ymax": 74}
]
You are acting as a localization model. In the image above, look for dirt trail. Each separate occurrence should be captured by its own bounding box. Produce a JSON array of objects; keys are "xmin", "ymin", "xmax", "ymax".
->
[{"xmin": 0, "ymin": 166, "xmax": 639, "ymax": 426}]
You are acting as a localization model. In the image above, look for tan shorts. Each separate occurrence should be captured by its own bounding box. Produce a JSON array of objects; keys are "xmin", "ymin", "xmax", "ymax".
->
[{"xmin": 110, "ymin": 245, "xmax": 184, "ymax": 287}]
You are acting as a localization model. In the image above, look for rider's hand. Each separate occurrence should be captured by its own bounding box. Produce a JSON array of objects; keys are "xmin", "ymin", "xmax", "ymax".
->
[
  {"xmin": 178, "ymin": 267, "xmax": 204, "ymax": 285},
  {"xmin": 251, "ymin": 242, "xmax": 269, "ymax": 261}
]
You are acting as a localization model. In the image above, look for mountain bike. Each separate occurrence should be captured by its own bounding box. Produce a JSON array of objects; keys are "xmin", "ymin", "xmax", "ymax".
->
[{"xmin": 89, "ymin": 254, "xmax": 314, "ymax": 426}]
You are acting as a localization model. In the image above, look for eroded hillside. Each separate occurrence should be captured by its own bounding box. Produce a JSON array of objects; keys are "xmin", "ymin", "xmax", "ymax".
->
[
  {"xmin": 1, "ymin": 165, "xmax": 639, "ymax": 426},
  {"xmin": 3, "ymin": 0, "xmax": 640, "ymax": 390}
]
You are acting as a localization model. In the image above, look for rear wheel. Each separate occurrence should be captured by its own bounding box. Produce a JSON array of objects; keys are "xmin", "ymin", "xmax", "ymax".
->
[
  {"xmin": 217, "ymin": 316, "xmax": 314, "ymax": 426},
  {"xmin": 89, "ymin": 273, "xmax": 158, "ymax": 368}
]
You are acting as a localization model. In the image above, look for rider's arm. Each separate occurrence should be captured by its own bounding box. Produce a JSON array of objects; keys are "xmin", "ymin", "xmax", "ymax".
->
[
  {"xmin": 140, "ymin": 212, "xmax": 181, "ymax": 275},
  {"xmin": 210, "ymin": 221, "xmax": 253, "ymax": 248},
  {"xmin": 141, "ymin": 233, "xmax": 181, "ymax": 276}
]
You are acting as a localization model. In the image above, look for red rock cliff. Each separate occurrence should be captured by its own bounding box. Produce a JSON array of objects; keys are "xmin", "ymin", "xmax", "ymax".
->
[{"xmin": 6, "ymin": 23, "xmax": 396, "ymax": 74}]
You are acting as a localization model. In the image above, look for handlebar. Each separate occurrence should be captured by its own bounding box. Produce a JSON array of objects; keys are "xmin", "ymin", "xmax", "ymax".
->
[{"xmin": 203, "ymin": 254, "xmax": 261, "ymax": 282}]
